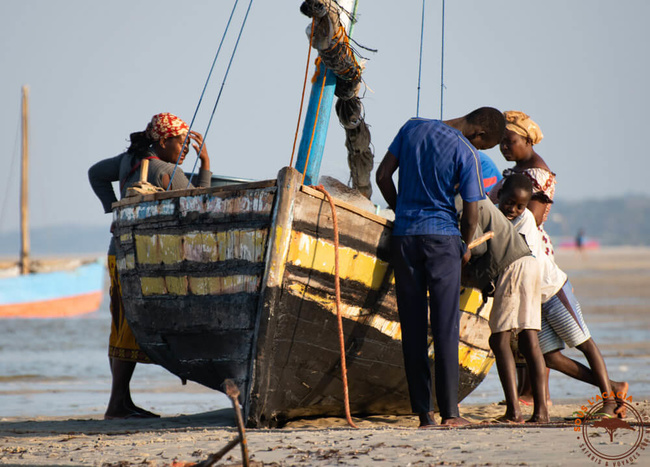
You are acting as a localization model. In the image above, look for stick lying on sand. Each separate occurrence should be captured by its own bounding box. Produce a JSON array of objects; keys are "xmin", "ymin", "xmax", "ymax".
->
[{"xmin": 468, "ymin": 231, "xmax": 494, "ymax": 250}]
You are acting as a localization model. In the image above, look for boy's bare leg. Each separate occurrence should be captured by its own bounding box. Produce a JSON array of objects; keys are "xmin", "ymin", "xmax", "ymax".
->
[
  {"xmin": 518, "ymin": 367, "xmax": 551, "ymax": 406},
  {"xmin": 489, "ymin": 331, "xmax": 524, "ymax": 423},
  {"xmin": 518, "ymin": 330, "xmax": 550, "ymax": 423},
  {"xmin": 545, "ymin": 339, "xmax": 627, "ymax": 417}
]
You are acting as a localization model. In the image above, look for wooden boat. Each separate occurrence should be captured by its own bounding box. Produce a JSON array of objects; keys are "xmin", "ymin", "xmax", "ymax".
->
[
  {"xmin": 0, "ymin": 87, "xmax": 105, "ymax": 319},
  {"xmin": 111, "ymin": 166, "xmax": 494, "ymax": 427}
]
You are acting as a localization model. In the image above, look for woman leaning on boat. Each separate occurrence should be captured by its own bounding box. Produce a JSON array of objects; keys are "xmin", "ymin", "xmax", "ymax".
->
[{"xmin": 88, "ymin": 112, "xmax": 212, "ymax": 419}]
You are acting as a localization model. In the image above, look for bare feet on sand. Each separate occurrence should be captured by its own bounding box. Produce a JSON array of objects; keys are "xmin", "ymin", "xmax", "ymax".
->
[
  {"xmin": 418, "ymin": 411, "xmax": 438, "ymax": 429},
  {"xmin": 105, "ymin": 404, "xmax": 160, "ymax": 420},
  {"xmin": 493, "ymin": 414, "xmax": 524, "ymax": 424},
  {"xmin": 496, "ymin": 411, "xmax": 525, "ymax": 424},
  {"xmin": 441, "ymin": 417, "xmax": 472, "ymax": 427},
  {"xmin": 526, "ymin": 413, "xmax": 550, "ymax": 424}
]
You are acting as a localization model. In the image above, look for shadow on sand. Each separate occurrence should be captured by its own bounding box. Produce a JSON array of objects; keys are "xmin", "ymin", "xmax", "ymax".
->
[{"xmin": 0, "ymin": 408, "xmax": 236, "ymax": 437}]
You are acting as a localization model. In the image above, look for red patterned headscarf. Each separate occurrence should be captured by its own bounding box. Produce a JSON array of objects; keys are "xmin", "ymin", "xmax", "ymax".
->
[{"xmin": 145, "ymin": 113, "xmax": 189, "ymax": 141}]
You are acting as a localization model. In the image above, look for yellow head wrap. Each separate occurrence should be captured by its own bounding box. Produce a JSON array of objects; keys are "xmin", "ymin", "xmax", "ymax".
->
[{"xmin": 504, "ymin": 111, "xmax": 543, "ymax": 145}]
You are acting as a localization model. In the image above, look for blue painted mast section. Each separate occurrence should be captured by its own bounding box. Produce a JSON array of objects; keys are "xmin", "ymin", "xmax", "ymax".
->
[
  {"xmin": 295, "ymin": 66, "xmax": 337, "ymax": 186},
  {"xmin": 295, "ymin": 0, "xmax": 355, "ymax": 186}
]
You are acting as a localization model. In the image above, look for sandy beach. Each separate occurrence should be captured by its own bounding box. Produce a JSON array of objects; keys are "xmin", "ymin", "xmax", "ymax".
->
[{"xmin": 1, "ymin": 247, "xmax": 649, "ymax": 466}]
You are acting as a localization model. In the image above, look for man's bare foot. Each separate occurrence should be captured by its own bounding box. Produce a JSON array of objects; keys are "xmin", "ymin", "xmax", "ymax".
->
[
  {"xmin": 441, "ymin": 417, "xmax": 472, "ymax": 427},
  {"xmin": 418, "ymin": 411, "xmax": 438, "ymax": 429},
  {"xmin": 612, "ymin": 381, "xmax": 629, "ymax": 418}
]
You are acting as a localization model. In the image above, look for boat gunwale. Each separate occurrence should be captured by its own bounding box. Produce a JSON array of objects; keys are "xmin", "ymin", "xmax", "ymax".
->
[
  {"xmin": 111, "ymin": 178, "xmax": 278, "ymax": 209},
  {"xmin": 111, "ymin": 175, "xmax": 393, "ymax": 229},
  {"xmin": 299, "ymin": 185, "xmax": 393, "ymax": 228}
]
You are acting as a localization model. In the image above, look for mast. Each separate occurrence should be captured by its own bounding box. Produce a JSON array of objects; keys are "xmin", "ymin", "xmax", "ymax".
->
[
  {"xmin": 295, "ymin": 0, "xmax": 356, "ymax": 186},
  {"xmin": 20, "ymin": 86, "xmax": 30, "ymax": 275}
]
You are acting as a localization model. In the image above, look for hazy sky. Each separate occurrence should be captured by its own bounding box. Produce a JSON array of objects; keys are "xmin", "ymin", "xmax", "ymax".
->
[{"xmin": 1, "ymin": 0, "xmax": 649, "ymax": 232}]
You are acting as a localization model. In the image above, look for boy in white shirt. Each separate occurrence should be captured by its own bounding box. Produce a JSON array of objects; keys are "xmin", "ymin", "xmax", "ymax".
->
[{"xmin": 497, "ymin": 174, "xmax": 628, "ymax": 417}]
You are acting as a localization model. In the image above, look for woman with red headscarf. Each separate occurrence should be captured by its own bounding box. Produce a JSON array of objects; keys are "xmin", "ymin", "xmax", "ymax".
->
[{"xmin": 89, "ymin": 113, "xmax": 212, "ymax": 419}]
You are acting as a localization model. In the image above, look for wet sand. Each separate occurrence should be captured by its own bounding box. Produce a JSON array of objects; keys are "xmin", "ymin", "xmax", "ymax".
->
[{"xmin": 1, "ymin": 247, "xmax": 649, "ymax": 466}]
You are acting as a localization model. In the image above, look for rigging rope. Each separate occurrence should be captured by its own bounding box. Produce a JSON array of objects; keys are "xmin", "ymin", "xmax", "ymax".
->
[
  {"xmin": 289, "ymin": 18, "xmax": 316, "ymax": 168},
  {"xmin": 185, "ymin": 0, "xmax": 255, "ymax": 188},
  {"xmin": 166, "ymin": 0, "xmax": 241, "ymax": 191},
  {"xmin": 314, "ymin": 185, "xmax": 358, "ymax": 429},
  {"xmin": 440, "ymin": 0, "xmax": 446, "ymax": 119},
  {"xmin": 416, "ymin": 0, "xmax": 426, "ymax": 117}
]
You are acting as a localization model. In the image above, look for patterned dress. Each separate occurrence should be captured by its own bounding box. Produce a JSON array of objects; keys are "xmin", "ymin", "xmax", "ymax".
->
[{"xmin": 503, "ymin": 167, "xmax": 556, "ymax": 257}]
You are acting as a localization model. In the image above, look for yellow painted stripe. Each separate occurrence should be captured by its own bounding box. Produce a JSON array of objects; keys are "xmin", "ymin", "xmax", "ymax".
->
[
  {"xmin": 286, "ymin": 231, "xmax": 389, "ymax": 290},
  {"xmin": 286, "ymin": 281, "xmax": 494, "ymax": 376},
  {"xmin": 134, "ymin": 229, "xmax": 267, "ymax": 265},
  {"xmin": 287, "ymin": 282, "xmax": 402, "ymax": 340},
  {"xmin": 460, "ymin": 288, "xmax": 483, "ymax": 315},
  {"xmin": 142, "ymin": 274, "xmax": 260, "ymax": 296}
]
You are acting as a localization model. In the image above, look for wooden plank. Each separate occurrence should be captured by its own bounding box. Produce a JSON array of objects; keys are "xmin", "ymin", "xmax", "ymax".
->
[
  {"xmin": 112, "ymin": 179, "xmax": 276, "ymax": 208},
  {"xmin": 300, "ymin": 184, "xmax": 393, "ymax": 227},
  {"xmin": 293, "ymin": 191, "xmax": 391, "ymax": 259}
]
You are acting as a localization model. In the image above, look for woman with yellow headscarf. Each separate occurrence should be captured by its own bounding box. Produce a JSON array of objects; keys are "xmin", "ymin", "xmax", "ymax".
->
[{"xmin": 489, "ymin": 110, "xmax": 556, "ymax": 257}]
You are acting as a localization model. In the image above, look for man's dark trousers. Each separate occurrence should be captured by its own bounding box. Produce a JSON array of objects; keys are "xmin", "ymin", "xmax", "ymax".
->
[{"xmin": 391, "ymin": 234, "xmax": 464, "ymax": 419}]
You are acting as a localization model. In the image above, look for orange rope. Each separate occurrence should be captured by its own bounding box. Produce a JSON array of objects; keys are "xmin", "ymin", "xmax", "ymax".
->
[
  {"xmin": 289, "ymin": 18, "xmax": 316, "ymax": 169},
  {"xmin": 314, "ymin": 185, "xmax": 358, "ymax": 429},
  {"xmin": 301, "ymin": 63, "xmax": 328, "ymax": 185}
]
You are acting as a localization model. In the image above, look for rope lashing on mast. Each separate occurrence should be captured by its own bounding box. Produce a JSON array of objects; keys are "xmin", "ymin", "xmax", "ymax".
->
[
  {"xmin": 166, "ymin": 0, "xmax": 241, "ymax": 191},
  {"xmin": 300, "ymin": 0, "xmax": 376, "ymax": 199},
  {"xmin": 184, "ymin": 0, "xmax": 254, "ymax": 189},
  {"xmin": 314, "ymin": 184, "xmax": 358, "ymax": 429}
]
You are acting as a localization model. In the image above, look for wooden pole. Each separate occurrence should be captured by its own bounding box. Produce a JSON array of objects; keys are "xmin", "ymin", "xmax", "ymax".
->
[
  {"xmin": 20, "ymin": 86, "xmax": 30, "ymax": 275},
  {"xmin": 295, "ymin": 0, "xmax": 356, "ymax": 185},
  {"xmin": 468, "ymin": 231, "xmax": 494, "ymax": 250},
  {"xmin": 140, "ymin": 158, "xmax": 150, "ymax": 182}
]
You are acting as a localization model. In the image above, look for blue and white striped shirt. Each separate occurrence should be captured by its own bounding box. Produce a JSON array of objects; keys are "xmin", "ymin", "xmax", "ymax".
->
[{"xmin": 389, "ymin": 118, "xmax": 485, "ymax": 236}]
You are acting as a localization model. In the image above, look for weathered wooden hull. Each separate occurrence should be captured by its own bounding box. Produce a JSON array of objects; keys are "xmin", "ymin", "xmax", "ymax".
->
[{"xmin": 112, "ymin": 167, "xmax": 494, "ymax": 427}]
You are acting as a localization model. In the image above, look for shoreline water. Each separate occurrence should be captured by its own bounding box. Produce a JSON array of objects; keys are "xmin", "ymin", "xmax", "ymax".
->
[{"xmin": 1, "ymin": 247, "xmax": 649, "ymax": 465}]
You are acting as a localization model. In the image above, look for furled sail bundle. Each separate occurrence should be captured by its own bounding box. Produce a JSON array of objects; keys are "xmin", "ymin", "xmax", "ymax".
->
[{"xmin": 300, "ymin": 0, "xmax": 374, "ymax": 199}]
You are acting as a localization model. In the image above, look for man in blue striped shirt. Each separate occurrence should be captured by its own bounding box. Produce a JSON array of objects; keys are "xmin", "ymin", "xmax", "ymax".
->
[{"xmin": 376, "ymin": 107, "xmax": 505, "ymax": 428}]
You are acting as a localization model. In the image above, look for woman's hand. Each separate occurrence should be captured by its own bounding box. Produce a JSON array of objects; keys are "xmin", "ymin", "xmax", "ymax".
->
[{"xmin": 189, "ymin": 131, "xmax": 210, "ymax": 171}]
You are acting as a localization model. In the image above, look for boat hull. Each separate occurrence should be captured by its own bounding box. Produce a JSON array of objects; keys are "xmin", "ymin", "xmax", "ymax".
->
[
  {"xmin": 111, "ymin": 168, "xmax": 494, "ymax": 426},
  {"xmin": 0, "ymin": 260, "xmax": 106, "ymax": 319}
]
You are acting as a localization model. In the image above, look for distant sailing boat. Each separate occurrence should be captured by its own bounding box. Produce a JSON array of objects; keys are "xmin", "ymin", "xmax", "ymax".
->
[{"xmin": 0, "ymin": 86, "xmax": 105, "ymax": 318}]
